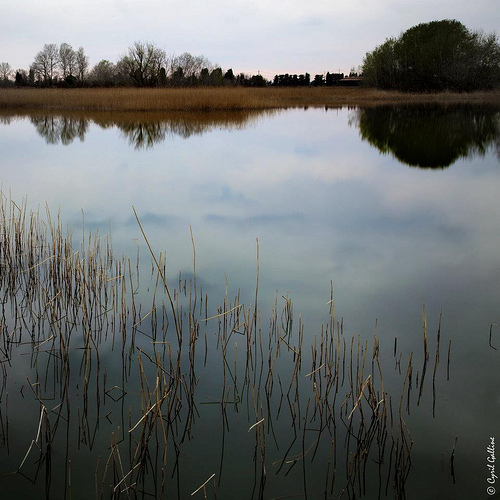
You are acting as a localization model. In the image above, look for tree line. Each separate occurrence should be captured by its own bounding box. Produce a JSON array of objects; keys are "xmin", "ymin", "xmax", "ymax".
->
[
  {"xmin": 0, "ymin": 41, "xmax": 353, "ymax": 89},
  {"xmin": 272, "ymin": 72, "xmax": 350, "ymax": 87},
  {"xmin": 9, "ymin": 20, "xmax": 496, "ymax": 93}
]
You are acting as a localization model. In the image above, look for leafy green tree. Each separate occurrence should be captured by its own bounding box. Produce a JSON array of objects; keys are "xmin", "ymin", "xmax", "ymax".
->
[
  {"xmin": 223, "ymin": 68, "xmax": 235, "ymax": 83},
  {"xmin": 89, "ymin": 60, "xmax": 116, "ymax": 86},
  {"xmin": 312, "ymin": 74, "xmax": 324, "ymax": 86},
  {"xmin": 158, "ymin": 67, "xmax": 167, "ymax": 86},
  {"xmin": 362, "ymin": 20, "xmax": 500, "ymax": 91},
  {"xmin": 250, "ymin": 74, "xmax": 266, "ymax": 87},
  {"xmin": 209, "ymin": 67, "xmax": 223, "ymax": 86},
  {"xmin": 199, "ymin": 67, "xmax": 210, "ymax": 85},
  {"xmin": 362, "ymin": 38, "xmax": 398, "ymax": 89},
  {"xmin": 325, "ymin": 72, "xmax": 344, "ymax": 86},
  {"xmin": 15, "ymin": 70, "xmax": 28, "ymax": 86},
  {"xmin": 170, "ymin": 67, "xmax": 185, "ymax": 86}
]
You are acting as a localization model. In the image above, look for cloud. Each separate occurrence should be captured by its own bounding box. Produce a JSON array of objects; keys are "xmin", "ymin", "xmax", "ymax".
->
[
  {"xmin": 204, "ymin": 212, "xmax": 306, "ymax": 228},
  {"xmin": 125, "ymin": 212, "xmax": 183, "ymax": 228}
]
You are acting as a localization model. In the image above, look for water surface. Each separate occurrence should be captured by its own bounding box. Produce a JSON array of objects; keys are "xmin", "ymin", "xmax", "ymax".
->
[{"xmin": 0, "ymin": 105, "xmax": 498, "ymax": 499}]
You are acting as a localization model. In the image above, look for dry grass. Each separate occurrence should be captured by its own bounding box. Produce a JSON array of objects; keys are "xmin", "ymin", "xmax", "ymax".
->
[{"xmin": 1, "ymin": 86, "xmax": 499, "ymax": 111}]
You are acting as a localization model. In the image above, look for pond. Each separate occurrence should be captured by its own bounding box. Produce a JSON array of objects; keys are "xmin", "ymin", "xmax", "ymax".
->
[{"xmin": 0, "ymin": 104, "xmax": 498, "ymax": 499}]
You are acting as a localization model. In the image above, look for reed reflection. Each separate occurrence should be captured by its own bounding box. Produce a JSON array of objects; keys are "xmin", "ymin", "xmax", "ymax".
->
[
  {"xmin": 1, "ymin": 109, "xmax": 276, "ymax": 149},
  {"xmin": 353, "ymin": 105, "xmax": 500, "ymax": 168}
]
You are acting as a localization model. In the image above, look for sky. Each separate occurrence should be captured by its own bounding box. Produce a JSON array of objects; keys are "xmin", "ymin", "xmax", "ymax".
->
[{"xmin": 1, "ymin": 0, "xmax": 499, "ymax": 79}]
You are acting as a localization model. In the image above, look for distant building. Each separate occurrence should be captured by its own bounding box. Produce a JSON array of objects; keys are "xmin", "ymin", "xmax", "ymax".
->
[{"xmin": 338, "ymin": 77, "xmax": 363, "ymax": 86}]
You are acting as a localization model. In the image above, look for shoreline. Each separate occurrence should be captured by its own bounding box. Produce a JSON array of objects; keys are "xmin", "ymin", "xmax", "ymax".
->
[{"xmin": 1, "ymin": 87, "xmax": 499, "ymax": 112}]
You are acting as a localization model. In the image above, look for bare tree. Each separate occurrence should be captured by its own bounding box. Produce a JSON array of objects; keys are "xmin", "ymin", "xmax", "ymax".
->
[
  {"xmin": 59, "ymin": 43, "xmax": 76, "ymax": 78},
  {"xmin": 170, "ymin": 52, "xmax": 215, "ymax": 81},
  {"xmin": 32, "ymin": 43, "xmax": 59, "ymax": 84},
  {"xmin": 75, "ymin": 46, "xmax": 89, "ymax": 83},
  {"xmin": 0, "ymin": 62, "xmax": 12, "ymax": 81},
  {"xmin": 119, "ymin": 41, "xmax": 166, "ymax": 86}
]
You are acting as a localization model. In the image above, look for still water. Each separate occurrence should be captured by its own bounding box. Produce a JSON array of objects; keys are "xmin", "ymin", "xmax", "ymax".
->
[{"xmin": 0, "ymin": 105, "xmax": 498, "ymax": 499}]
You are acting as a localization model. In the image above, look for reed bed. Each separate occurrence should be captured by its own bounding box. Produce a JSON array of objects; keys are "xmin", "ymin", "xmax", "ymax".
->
[
  {"xmin": 1, "ymin": 87, "xmax": 499, "ymax": 112},
  {"xmin": 0, "ymin": 193, "xmax": 453, "ymax": 499}
]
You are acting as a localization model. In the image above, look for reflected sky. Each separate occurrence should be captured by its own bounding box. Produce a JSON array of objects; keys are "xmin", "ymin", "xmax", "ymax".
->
[
  {"xmin": 1, "ymin": 106, "xmax": 499, "ymax": 496},
  {"xmin": 1, "ymin": 107, "xmax": 499, "ymax": 338}
]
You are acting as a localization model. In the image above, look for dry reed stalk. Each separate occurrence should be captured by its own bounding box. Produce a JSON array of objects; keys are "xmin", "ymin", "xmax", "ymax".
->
[
  {"xmin": 399, "ymin": 354, "xmax": 413, "ymax": 419},
  {"xmin": 447, "ymin": 338, "xmax": 452, "ymax": 381},
  {"xmin": 422, "ymin": 305, "xmax": 429, "ymax": 361},
  {"xmin": 489, "ymin": 323, "xmax": 498, "ymax": 350},
  {"xmin": 450, "ymin": 436, "xmax": 458, "ymax": 484}
]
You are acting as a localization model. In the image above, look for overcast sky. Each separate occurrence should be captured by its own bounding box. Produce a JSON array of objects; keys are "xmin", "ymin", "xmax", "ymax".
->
[{"xmin": 1, "ymin": 0, "xmax": 498, "ymax": 78}]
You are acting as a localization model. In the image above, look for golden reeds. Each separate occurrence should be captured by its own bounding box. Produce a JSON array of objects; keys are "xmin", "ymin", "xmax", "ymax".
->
[{"xmin": 1, "ymin": 87, "xmax": 499, "ymax": 112}]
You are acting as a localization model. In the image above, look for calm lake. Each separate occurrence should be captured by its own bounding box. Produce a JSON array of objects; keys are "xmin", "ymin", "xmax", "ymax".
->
[{"xmin": 0, "ymin": 104, "xmax": 499, "ymax": 499}]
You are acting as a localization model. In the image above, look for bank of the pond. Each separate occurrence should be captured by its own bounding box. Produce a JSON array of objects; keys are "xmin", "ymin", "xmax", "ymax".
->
[{"xmin": 1, "ymin": 87, "xmax": 499, "ymax": 111}]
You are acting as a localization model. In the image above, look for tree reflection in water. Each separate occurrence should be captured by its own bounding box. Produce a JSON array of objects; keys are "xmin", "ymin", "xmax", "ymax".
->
[
  {"xmin": 6, "ymin": 109, "xmax": 277, "ymax": 149},
  {"xmin": 30, "ymin": 115, "xmax": 89, "ymax": 145},
  {"xmin": 352, "ymin": 105, "xmax": 500, "ymax": 168}
]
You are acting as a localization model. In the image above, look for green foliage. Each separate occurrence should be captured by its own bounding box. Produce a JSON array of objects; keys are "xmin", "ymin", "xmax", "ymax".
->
[
  {"xmin": 272, "ymin": 73, "xmax": 310, "ymax": 86},
  {"xmin": 89, "ymin": 60, "xmax": 116, "ymax": 86},
  {"xmin": 325, "ymin": 72, "xmax": 344, "ymax": 86},
  {"xmin": 250, "ymin": 74, "xmax": 266, "ymax": 87},
  {"xmin": 223, "ymin": 68, "xmax": 235, "ymax": 81},
  {"xmin": 362, "ymin": 20, "xmax": 500, "ymax": 91},
  {"xmin": 15, "ymin": 70, "xmax": 28, "ymax": 87},
  {"xmin": 312, "ymin": 74, "xmax": 324, "ymax": 86},
  {"xmin": 210, "ymin": 67, "xmax": 223, "ymax": 86},
  {"xmin": 159, "ymin": 67, "xmax": 167, "ymax": 86},
  {"xmin": 64, "ymin": 75, "xmax": 78, "ymax": 86},
  {"xmin": 355, "ymin": 105, "xmax": 500, "ymax": 168}
]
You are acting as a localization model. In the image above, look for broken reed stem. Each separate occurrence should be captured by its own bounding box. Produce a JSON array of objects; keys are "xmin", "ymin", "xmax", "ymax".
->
[
  {"xmin": 191, "ymin": 473, "xmax": 216, "ymax": 496},
  {"xmin": 205, "ymin": 304, "xmax": 243, "ymax": 321},
  {"xmin": 132, "ymin": 205, "xmax": 181, "ymax": 339},
  {"xmin": 248, "ymin": 418, "xmax": 265, "ymax": 432}
]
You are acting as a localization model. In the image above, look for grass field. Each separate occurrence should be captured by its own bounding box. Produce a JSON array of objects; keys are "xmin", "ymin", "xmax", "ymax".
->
[{"xmin": 1, "ymin": 86, "xmax": 499, "ymax": 111}]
